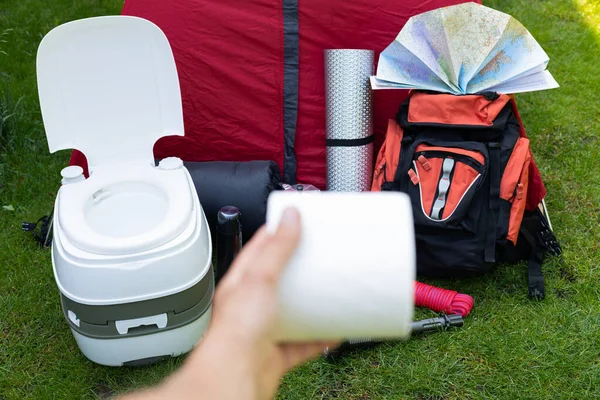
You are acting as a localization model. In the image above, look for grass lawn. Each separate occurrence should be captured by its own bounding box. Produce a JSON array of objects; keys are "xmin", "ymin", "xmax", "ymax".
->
[{"xmin": 1, "ymin": 0, "xmax": 599, "ymax": 398}]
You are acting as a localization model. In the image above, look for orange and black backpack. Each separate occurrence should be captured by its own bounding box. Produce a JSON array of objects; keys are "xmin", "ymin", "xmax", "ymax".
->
[{"xmin": 372, "ymin": 91, "xmax": 562, "ymax": 299}]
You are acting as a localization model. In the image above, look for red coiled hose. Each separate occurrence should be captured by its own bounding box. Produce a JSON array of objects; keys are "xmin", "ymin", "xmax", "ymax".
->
[{"xmin": 414, "ymin": 281, "xmax": 474, "ymax": 317}]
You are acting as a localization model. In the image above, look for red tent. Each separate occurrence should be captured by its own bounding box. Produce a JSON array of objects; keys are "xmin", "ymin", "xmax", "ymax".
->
[{"xmin": 69, "ymin": 0, "xmax": 480, "ymax": 188}]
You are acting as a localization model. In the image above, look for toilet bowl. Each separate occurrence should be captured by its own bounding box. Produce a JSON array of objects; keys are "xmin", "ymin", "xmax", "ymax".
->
[{"xmin": 36, "ymin": 16, "xmax": 214, "ymax": 366}]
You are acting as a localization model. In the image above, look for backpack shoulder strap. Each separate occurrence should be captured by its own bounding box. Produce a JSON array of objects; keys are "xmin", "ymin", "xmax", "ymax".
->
[{"xmin": 518, "ymin": 205, "xmax": 562, "ymax": 299}]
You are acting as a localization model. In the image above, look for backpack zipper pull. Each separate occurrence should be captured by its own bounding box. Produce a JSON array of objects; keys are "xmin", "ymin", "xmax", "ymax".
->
[
  {"xmin": 408, "ymin": 169, "xmax": 420, "ymax": 185},
  {"xmin": 516, "ymin": 183, "xmax": 525, "ymax": 200},
  {"xmin": 417, "ymin": 155, "xmax": 431, "ymax": 171}
]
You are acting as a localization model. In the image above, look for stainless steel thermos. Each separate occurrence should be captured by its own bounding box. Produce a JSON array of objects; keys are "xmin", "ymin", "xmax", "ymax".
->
[{"xmin": 215, "ymin": 206, "xmax": 243, "ymax": 283}]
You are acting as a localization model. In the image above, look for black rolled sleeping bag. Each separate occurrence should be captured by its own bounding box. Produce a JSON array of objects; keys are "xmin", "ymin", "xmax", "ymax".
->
[{"xmin": 184, "ymin": 160, "xmax": 283, "ymax": 243}]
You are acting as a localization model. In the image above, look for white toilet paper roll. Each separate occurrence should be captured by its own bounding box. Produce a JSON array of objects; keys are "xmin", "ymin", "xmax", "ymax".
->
[{"xmin": 266, "ymin": 191, "xmax": 415, "ymax": 342}]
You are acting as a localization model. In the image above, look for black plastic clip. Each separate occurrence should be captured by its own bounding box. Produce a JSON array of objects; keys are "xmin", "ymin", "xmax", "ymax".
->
[
  {"xmin": 22, "ymin": 210, "xmax": 53, "ymax": 248},
  {"xmin": 21, "ymin": 222, "xmax": 39, "ymax": 232},
  {"xmin": 538, "ymin": 228, "xmax": 562, "ymax": 257}
]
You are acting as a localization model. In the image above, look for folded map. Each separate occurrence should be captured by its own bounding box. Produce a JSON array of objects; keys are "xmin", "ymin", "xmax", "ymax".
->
[{"xmin": 372, "ymin": 2, "xmax": 559, "ymax": 95}]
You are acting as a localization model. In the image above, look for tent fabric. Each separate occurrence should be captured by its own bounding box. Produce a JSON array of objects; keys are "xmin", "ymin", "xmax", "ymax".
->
[{"xmin": 69, "ymin": 0, "xmax": 479, "ymax": 188}]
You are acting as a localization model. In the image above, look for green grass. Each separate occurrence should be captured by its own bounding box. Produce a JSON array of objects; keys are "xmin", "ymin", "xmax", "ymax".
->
[{"xmin": 1, "ymin": 0, "xmax": 599, "ymax": 398}]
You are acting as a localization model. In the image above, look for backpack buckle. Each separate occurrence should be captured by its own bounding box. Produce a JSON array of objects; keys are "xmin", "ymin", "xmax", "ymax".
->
[
  {"xmin": 417, "ymin": 155, "xmax": 431, "ymax": 171},
  {"xmin": 538, "ymin": 228, "xmax": 562, "ymax": 257},
  {"xmin": 408, "ymin": 169, "xmax": 420, "ymax": 185}
]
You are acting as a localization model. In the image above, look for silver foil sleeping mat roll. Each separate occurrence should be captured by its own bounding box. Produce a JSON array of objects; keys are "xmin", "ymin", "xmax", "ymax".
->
[
  {"xmin": 326, "ymin": 145, "xmax": 374, "ymax": 191},
  {"xmin": 324, "ymin": 49, "xmax": 374, "ymax": 192}
]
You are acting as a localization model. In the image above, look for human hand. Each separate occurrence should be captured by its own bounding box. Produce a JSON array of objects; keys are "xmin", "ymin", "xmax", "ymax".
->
[{"xmin": 127, "ymin": 207, "xmax": 337, "ymax": 400}]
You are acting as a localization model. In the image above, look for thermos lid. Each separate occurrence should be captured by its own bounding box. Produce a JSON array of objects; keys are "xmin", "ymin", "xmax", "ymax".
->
[{"xmin": 217, "ymin": 206, "xmax": 242, "ymax": 235}]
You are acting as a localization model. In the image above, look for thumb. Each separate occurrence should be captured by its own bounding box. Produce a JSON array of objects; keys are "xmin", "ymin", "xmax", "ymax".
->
[{"xmin": 253, "ymin": 207, "xmax": 302, "ymax": 285}]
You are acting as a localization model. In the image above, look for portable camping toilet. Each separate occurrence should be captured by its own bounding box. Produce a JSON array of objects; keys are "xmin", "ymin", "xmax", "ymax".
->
[{"xmin": 37, "ymin": 16, "xmax": 214, "ymax": 366}]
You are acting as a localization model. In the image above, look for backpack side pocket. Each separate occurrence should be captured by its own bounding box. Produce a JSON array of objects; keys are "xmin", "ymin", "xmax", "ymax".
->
[
  {"xmin": 372, "ymin": 119, "xmax": 403, "ymax": 191},
  {"xmin": 499, "ymin": 137, "xmax": 531, "ymax": 245}
]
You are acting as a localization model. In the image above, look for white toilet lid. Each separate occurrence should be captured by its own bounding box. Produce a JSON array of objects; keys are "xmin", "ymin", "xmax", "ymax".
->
[
  {"xmin": 36, "ymin": 16, "xmax": 184, "ymax": 169},
  {"xmin": 57, "ymin": 162, "xmax": 195, "ymax": 255}
]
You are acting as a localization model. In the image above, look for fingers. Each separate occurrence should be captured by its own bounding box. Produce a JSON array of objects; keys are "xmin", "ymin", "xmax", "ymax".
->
[
  {"xmin": 239, "ymin": 207, "xmax": 302, "ymax": 285},
  {"xmin": 257, "ymin": 207, "xmax": 301, "ymax": 281},
  {"xmin": 213, "ymin": 207, "xmax": 301, "ymax": 298},
  {"xmin": 279, "ymin": 341, "xmax": 340, "ymax": 371}
]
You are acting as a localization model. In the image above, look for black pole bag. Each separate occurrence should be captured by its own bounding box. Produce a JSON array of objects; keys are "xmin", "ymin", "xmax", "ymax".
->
[{"xmin": 184, "ymin": 160, "xmax": 283, "ymax": 243}]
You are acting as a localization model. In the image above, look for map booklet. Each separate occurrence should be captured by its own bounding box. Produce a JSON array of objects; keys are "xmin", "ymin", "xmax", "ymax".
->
[{"xmin": 371, "ymin": 2, "xmax": 559, "ymax": 95}]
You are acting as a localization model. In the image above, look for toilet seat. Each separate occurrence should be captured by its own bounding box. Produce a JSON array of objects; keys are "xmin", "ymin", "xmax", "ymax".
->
[
  {"xmin": 57, "ymin": 161, "xmax": 195, "ymax": 256},
  {"xmin": 35, "ymin": 16, "xmax": 198, "ymax": 256}
]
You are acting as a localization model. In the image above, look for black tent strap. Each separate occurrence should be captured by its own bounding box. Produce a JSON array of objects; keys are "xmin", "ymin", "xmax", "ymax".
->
[
  {"xmin": 326, "ymin": 135, "xmax": 375, "ymax": 147},
  {"xmin": 282, "ymin": 0, "xmax": 299, "ymax": 184}
]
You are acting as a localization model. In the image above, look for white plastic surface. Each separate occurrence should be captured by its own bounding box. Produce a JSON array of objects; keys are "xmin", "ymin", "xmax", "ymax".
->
[
  {"xmin": 71, "ymin": 307, "xmax": 212, "ymax": 367},
  {"xmin": 67, "ymin": 310, "xmax": 80, "ymax": 327},
  {"xmin": 56, "ymin": 162, "xmax": 193, "ymax": 255},
  {"xmin": 115, "ymin": 313, "xmax": 168, "ymax": 335},
  {"xmin": 266, "ymin": 191, "xmax": 416, "ymax": 341},
  {"xmin": 158, "ymin": 157, "xmax": 183, "ymax": 170},
  {"xmin": 36, "ymin": 16, "xmax": 184, "ymax": 169},
  {"xmin": 51, "ymin": 172, "xmax": 212, "ymax": 305},
  {"xmin": 61, "ymin": 166, "xmax": 85, "ymax": 185}
]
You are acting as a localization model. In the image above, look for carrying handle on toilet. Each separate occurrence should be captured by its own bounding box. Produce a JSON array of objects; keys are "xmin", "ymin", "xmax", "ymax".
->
[{"xmin": 115, "ymin": 313, "xmax": 168, "ymax": 335}]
